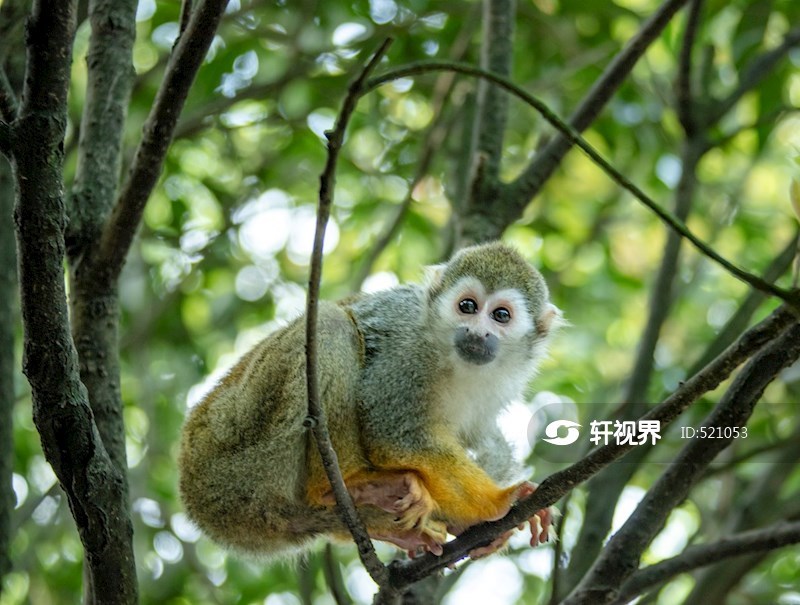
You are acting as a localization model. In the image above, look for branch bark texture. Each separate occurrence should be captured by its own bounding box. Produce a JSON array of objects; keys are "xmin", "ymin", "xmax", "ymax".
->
[{"xmin": 11, "ymin": 0, "xmax": 138, "ymax": 602}]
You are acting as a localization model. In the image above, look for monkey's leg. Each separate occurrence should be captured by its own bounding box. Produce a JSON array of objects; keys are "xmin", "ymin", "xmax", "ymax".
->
[{"xmin": 447, "ymin": 481, "xmax": 553, "ymax": 558}]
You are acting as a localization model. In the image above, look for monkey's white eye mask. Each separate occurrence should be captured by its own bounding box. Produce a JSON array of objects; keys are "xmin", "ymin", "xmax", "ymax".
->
[{"xmin": 431, "ymin": 277, "xmax": 537, "ymax": 365}]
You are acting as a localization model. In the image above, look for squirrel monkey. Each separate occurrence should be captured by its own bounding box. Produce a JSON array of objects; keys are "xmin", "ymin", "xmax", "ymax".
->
[{"xmin": 179, "ymin": 241, "xmax": 560, "ymax": 558}]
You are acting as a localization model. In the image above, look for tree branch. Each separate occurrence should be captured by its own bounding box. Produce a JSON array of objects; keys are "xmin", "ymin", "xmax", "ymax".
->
[
  {"xmin": 384, "ymin": 305, "xmax": 795, "ymax": 586},
  {"xmin": 306, "ymin": 39, "xmax": 393, "ymax": 588},
  {"xmin": 14, "ymin": 0, "xmax": 138, "ymax": 601},
  {"xmin": 458, "ymin": 0, "xmax": 517, "ymax": 245},
  {"xmin": 562, "ymin": 322, "xmax": 800, "ymax": 605},
  {"xmin": 472, "ymin": 0, "xmax": 515, "ymax": 183},
  {"xmin": 97, "ymin": 0, "xmax": 230, "ymax": 285},
  {"xmin": 688, "ymin": 230, "xmax": 799, "ymax": 374},
  {"xmin": 507, "ymin": 0, "xmax": 690, "ymax": 208},
  {"xmin": 366, "ymin": 62, "xmax": 800, "ymax": 310},
  {"xmin": 613, "ymin": 521, "xmax": 800, "ymax": 604},
  {"xmin": 66, "ymin": 0, "xmax": 138, "ymax": 260}
]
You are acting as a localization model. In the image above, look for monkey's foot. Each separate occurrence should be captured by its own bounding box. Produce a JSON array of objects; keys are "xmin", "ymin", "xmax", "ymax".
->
[
  {"xmin": 335, "ymin": 472, "xmax": 436, "ymax": 532},
  {"xmin": 372, "ymin": 518, "xmax": 448, "ymax": 557},
  {"xmin": 512, "ymin": 481, "xmax": 553, "ymax": 546}
]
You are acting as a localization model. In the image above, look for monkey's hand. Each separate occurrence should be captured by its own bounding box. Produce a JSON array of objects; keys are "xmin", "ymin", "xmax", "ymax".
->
[
  {"xmin": 322, "ymin": 471, "xmax": 447, "ymax": 555},
  {"xmin": 512, "ymin": 481, "xmax": 554, "ymax": 546}
]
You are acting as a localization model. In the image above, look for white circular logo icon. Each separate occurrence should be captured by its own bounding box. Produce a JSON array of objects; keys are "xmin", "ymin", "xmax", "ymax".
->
[{"xmin": 541, "ymin": 419, "xmax": 582, "ymax": 446}]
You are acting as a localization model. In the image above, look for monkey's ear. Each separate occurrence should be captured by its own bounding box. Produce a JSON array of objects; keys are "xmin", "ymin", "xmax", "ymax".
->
[
  {"xmin": 423, "ymin": 263, "xmax": 446, "ymax": 290},
  {"xmin": 536, "ymin": 303, "xmax": 566, "ymax": 337}
]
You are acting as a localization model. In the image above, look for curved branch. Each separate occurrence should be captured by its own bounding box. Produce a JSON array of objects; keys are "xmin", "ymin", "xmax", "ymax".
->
[
  {"xmin": 366, "ymin": 62, "xmax": 800, "ymax": 310},
  {"xmin": 306, "ymin": 39, "xmax": 393, "ymax": 588},
  {"xmin": 508, "ymin": 0, "xmax": 690, "ymax": 207},
  {"xmin": 97, "ymin": 0, "xmax": 230, "ymax": 285}
]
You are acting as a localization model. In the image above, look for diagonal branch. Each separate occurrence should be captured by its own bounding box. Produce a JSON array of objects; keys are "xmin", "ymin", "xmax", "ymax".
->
[
  {"xmin": 97, "ymin": 0, "xmax": 230, "ymax": 286},
  {"xmin": 613, "ymin": 520, "xmax": 800, "ymax": 604},
  {"xmin": 386, "ymin": 305, "xmax": 796, "ymax": 586},
  {"xmin": 507, "ymin": 0, "xmax": 690, "ymax": 208},
  {"xmin": 306, "ymin": 39, "xmax": 394, "ymax": 588},
  {"xmin": 562, "ymin": 322, "xmax": 800, "ymax": 605}
]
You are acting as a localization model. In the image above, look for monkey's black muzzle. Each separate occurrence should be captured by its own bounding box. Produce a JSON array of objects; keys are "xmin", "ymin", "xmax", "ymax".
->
[{"xmin": 454, "ymin": 328, "xmax": 498, "ymax": 365}]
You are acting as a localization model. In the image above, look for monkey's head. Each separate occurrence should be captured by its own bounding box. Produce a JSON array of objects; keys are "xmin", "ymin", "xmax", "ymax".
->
[{"xmin": 426, "ymin": 242, "xmax": 560, "ymax": 373}]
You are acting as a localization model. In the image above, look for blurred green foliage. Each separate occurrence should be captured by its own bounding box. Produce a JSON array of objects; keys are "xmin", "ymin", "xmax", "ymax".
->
[{"xmin": 5, "ymin": 0, "xmax": 800, "ymax": 603}]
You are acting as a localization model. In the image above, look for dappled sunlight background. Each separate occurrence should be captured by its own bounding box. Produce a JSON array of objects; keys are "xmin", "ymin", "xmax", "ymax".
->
[{"xmin": 5, "ymin": 0, "xmax": 800, "ymax": 603}]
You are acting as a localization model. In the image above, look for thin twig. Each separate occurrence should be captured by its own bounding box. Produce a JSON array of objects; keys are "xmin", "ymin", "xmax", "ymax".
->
[
  {"xmin": 305, "ymin": 38, "xmax": 394, "ymax": 587},
  {"xmin": 350, "ymin": 15, "xmax": 475, "ymax": 291},
  {"xmin": 366, "ymin": 62, "xmax": 800, "ymax": 310},
  {"xmin": 322, "ymin": 544, "xmax": 354, "ymax": 605}
]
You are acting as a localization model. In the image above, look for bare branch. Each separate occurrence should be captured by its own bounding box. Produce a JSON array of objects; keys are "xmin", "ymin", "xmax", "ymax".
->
[
  {"xmin": 508, "ymin": 0, "xmax": 690, "ymax": 207},
  {"xmin": 97, "ymin": 0, "xmax": 230, "ymax": 285},
  {"xmin": 613, "ymin": 521, "xmax": 800, "ymax": 604},
  {"xmin": 622, "ymin": 139, "xmax": 705, "ymax": 405},
  {"xmin": 366, "ymin": 62, "xmax": 800, "ymax": 309},
  {"xmin": 562, "ymin": 322, "xmax": 800, "ymax": 605},
  {"xmin": 66, "ymin": 0, "xmax": 137, "ymax": 261},
  {"xmin": 306, "ymin": 39, "xmax": 393, "ymax": 588},
  {"xmin": 322, "ymin": 544, "xmax": 354, "ymax": 605},
  {"xmin": 385, "ymin": 305, "xmax": 796, "ymax": 586}
]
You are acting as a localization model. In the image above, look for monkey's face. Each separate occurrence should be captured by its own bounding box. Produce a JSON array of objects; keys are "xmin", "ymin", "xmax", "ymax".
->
[{"xmin": 432, "ymin": 276, "xmax": 538, "ymax": 368}]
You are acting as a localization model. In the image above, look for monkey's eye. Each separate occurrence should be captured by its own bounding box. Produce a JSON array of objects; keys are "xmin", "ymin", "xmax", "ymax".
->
[
  {"xmin": 458, "ymin": 298, "xmax": 479, "ymax": 314},
  {"xmin": 492, "ymin": 307, "xmax": 512, "ymax": 324}
]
